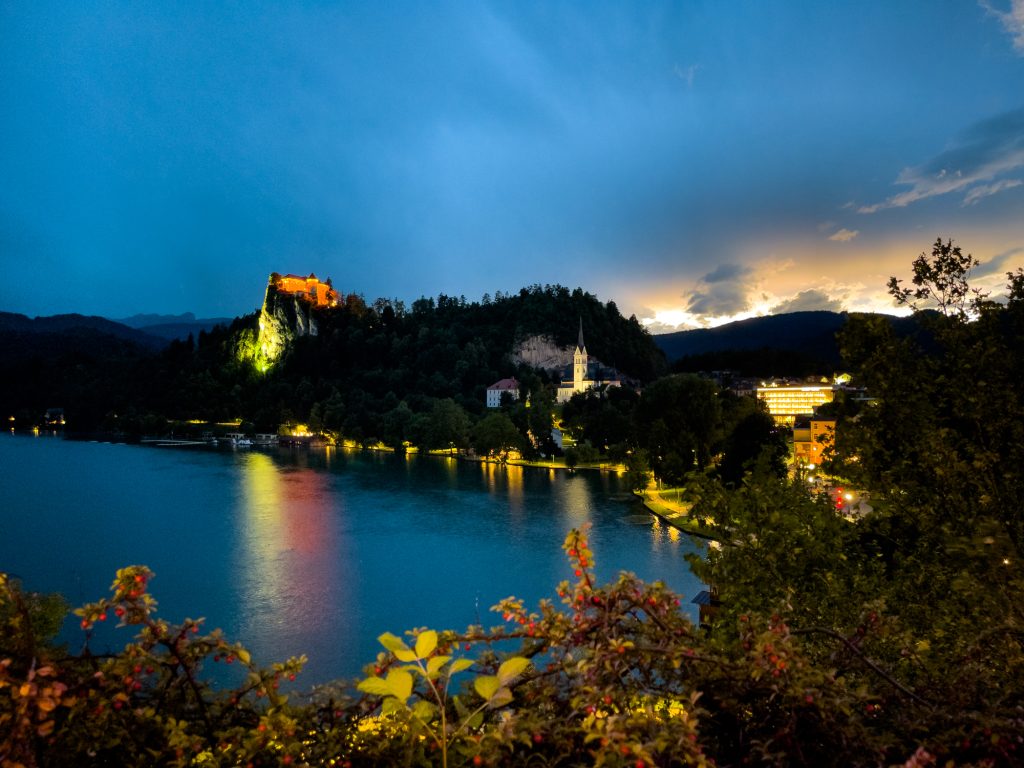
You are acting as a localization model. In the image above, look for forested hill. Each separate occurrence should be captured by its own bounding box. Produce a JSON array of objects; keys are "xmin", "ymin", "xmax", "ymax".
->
[
  {"xmin": 0, "ymin": 311, "xmax": 168, "ymax": 353},
  {"xmin": 0, "ymin": 284, "xmax": 666, "ymax": 434},
  {"xmin": 654, "ymin": 311, "xmax": 847, "ymax": 362},
  {"xmin": 654, "ymin": 310, "xmax": 925, "ymax": 376}
]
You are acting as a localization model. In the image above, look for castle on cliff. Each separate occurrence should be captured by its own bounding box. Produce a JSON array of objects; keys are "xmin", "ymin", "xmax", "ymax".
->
[
  {"xmin": 257, "ymin": 272, "xmax": 340, "ymax": 365},
  {"xmin": 271, "ymin": 272, "xmax": 339, "ymax": 307}
]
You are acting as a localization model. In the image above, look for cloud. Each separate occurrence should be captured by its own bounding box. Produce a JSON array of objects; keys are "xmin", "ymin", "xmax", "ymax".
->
[
  {"xmin": 962, "ymin": 178, "xmax": 1022, "ymax": 205},
  {"xmin": 700, "ymin": 263, "xmax": 752, "ymax": 283},
  {"xmin": 982, "ymin": 0, "xmax": 1024, "ymax": 53},
  {"xmin": 673, "ymin": 63, "xmax": 701, "ymax": 87},
  {"xmin": 828, "ymin": 228, "xmax": 859, "ymax": 242},
  {"xmin": 973, "ymin": 245, "xmax": 1024, "ymax": 278},
  {"xmin": 769, "ymin": 289, "xmax": 844, "ymax": 314},
  {"xmin": 859, "ymin": 106, "xmax": 1024, "ymax": 212},
  {"xmin": 685, "ymin": 262, "xmax": 755, "ymax": 316}
]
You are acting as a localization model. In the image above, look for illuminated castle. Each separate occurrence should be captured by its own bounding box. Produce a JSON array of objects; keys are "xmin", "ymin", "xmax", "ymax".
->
[
  {"xmin": 272, "ymin": 273, "xmax": 339, "ymax": 307},
  {"xmin": 257, "ymin": 272, "xmax": 340, "ymax": 366}
]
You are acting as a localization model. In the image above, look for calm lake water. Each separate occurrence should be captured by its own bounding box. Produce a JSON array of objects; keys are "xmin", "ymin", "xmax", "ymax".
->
[{"xmin": 0, "ymin": 433, "xmax": 704, "ymax": 685}]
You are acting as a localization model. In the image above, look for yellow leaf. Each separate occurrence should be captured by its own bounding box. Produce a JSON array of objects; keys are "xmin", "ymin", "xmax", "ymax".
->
[
  {"xmin": 385, "ymin": 669, "xmax": 413, "ymax": 701},
  {"xmin": 497, "ymin": 657, "xmax": 530, "ymax": 685},
  {"xmin": 474, "ymin": 675, "xmax": 500, "ymax": 701},
  {"xmin": 415, "ymin": 630, "xmax": 438, "ymax": 659},
  {"xmin": 378, "ymin": 632, "xmax": 409, "ymax": 654},
  {"xmin": 426, "ymin": 656, "xmax": 451, "ymax": 678}
]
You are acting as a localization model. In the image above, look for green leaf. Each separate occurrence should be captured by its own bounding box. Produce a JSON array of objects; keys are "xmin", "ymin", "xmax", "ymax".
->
[
  {"xmin": 415, "ymin": 630, "xmax": 438, "ymax": 659},
  {"xmin": 382, "ymin": 697, "xmax": 406, "ymax": 715},
  {"xmin": 378, "ymin": 632, "xmax": 410, "ymax": 653},
  {"xmin": 488, "ymin": 687, "xmax": 513, "ymax": 709},
  {"xmin": 474, "ymin": 674, "xmax": 500, "ymax": 701},
  {"xmin": 411, "ymin": 700, "xmax": 437, "ymax": 722},
  {"xmin": 449, "ymin": 658, "xmax": 474, "ymax": 675},
  {"xmin": 356, "ymin": 676, "xmax": 392, "ymax": 697},
  {"xmin": 426, "ymin": 655, "xmax": 451, "ymax": 678},
  {"xmin": 386, "ymin": 669, "xmax": 414, "ymax": 701},
  {"xmin": 497, "ymin": 657, "xmax": 530, "ymax": 685}
]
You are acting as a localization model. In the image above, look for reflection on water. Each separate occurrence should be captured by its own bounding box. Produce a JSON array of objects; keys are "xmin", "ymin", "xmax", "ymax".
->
[
  {"xmin": 236, "ymin": 452, "xmax": 353, "ymax": 666},
  {"xmin": 0, "ymin": 436, "xmax": 704, "ymax": 684}
]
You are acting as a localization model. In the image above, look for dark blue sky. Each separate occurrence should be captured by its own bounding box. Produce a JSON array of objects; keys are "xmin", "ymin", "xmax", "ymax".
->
[{"xmin": 2, "ymin": 1, "xmax": 1023, "ymax": 328}]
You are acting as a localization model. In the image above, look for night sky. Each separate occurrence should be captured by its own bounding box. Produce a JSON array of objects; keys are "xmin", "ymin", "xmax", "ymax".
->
[{"xmin": 2, "ymin": 2, "xmax": 1023, "ymax": 329}]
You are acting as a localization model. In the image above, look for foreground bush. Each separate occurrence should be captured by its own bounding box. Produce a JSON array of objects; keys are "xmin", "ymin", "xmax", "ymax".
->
[{"xmin": 4, "ymin": 516, "xmax": 1020, "ymax": 768}]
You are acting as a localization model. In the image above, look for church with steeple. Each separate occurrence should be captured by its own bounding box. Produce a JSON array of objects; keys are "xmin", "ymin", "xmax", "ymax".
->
[{"xmin": 555, "ymin": 319, "xmax": 625, "ymax": 403}]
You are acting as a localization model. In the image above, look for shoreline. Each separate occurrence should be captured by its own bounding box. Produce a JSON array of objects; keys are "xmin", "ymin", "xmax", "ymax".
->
[{"xmin": 634, "ymin": 487, "xmax": 719, "ymax": 541}]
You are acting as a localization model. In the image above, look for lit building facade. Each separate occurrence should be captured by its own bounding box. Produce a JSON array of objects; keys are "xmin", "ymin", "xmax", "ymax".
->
[
  {"xmin": 793, "ymin": 417, "xmax": 836, "ymax": 466},
  {"xmin": 274, "ymin": 273, "xmax": 339, "ymax": 307},
  {"xmin": 757, "ymin": 383, "xmax": 835, "ymax": 426},
  {"xmin": 486, "ymin": 378, "xmax": 520, "ymax": 408}
]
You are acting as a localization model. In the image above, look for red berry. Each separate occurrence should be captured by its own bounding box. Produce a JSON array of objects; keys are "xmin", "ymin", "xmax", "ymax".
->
[
  {"xmin": 98, "ymin": 613, "xmax": 107, "ymax": 621},
  {"xmin": 805, "ymin": 694, "xmax": 814, "ymax": 703},
  {"xmin": 473, "ymin": 756, "xmax": 483, "ymax": 766},
  {"xmin": 532, "ymin": 733, "xmax": 543, "ymax": 743},
  {"xmin": 574, "ymin": 570, "xmax": 582, "ymax": 577},
  {"xmin": 115, "ymin": 607, "xmax": 125, "ymax": 617}
]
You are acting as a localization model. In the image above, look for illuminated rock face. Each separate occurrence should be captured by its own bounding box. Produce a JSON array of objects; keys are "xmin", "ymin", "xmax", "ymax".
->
[{"xmin": 257, "ymin": 277, "xmax": 322, "ymax": 364}]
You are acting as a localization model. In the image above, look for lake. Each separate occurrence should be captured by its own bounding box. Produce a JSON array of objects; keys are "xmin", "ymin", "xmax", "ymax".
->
[{"xmin": 0, "ymin": 433, "xmax": 705, "ymax": 685}]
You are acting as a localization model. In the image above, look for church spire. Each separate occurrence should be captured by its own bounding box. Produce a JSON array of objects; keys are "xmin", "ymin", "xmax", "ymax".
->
[{"xmin": 577, "ymin": 317, "xmax": 586, "ymax": 352}]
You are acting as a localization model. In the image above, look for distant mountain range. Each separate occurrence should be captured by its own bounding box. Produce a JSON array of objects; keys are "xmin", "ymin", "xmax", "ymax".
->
[
  {"xmin": 0, "ymin": 312, "xmax": 169, "ymax": 353},
  {"xmin": 0, "ymin": 311, "xmax": 236, "ymax": 361},
  {"xmin": 652, "ymin": 310, "xmax": 919, "ymax": 376},
  {"xmin": 654, "ymin": 311, "xmax": 848, "ymax": 361},
  {"xmin": 115, "ymin": 312, "xmax": 235, "ymax": 341}
]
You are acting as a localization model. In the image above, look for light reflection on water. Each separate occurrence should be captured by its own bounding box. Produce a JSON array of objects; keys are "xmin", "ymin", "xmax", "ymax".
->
[
  {"xmin": 0, "ymin": 435, "xmax": 705, "ymax": 685},
  {"xmin": 235, "ymin": 453, "xmax": 352, "ymax": 666}
]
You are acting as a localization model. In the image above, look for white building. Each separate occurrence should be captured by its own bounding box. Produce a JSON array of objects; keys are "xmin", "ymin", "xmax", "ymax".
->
[
  {"xmin": 486, "ymin": 378, "xmax": 520, "ymax": 408},
  {"xmin": 556, "ymin": 320, "xmax": 623, "ymax": 403}
]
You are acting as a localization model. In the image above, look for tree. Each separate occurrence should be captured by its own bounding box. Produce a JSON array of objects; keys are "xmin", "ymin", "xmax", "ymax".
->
[
  {"xmin": 717, "ymin": 409, "xmax": 787, "ymax": 486},
  {"xmin": 634, "ymin": 374, "xmax": 720, "ymax": 478},
  {"xmin": 415, "ymin": 398, "xmax": 471, "ymax": 453},
  {"xmin": 470, "ymin": 412, "xmax": 523, "ymax": 461},
  {"xmin": 887, "ymin": 237, "xmax": 986, "ymax": 318}
]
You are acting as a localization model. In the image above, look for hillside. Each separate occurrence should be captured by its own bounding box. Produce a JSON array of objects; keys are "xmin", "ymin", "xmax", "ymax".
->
[
  {"xmin": 0, "ymin": 284, "xmax": 665, "ymax": 435},
  {"xmin": 0, "ymin": 312, "xmax": 168, "ymax": 352},
  {"xmin": 654, "ymin": 311, "xmax": 848, "ymax": 362},
  {"xmin": 115, "ymin": 312, "xmax": 235, "ymax": 341}
]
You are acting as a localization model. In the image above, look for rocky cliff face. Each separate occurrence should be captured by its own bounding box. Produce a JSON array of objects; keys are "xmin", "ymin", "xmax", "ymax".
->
[
  {"xmin": 511, "ymin": 334, "xmax": 573, "ymax": 372},
  {"xmin": 257, "ymin": 281, "xmax": 319, "ymax": 363}
]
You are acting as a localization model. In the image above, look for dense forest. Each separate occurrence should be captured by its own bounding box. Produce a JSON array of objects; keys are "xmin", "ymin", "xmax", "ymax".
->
[{"xmin": 1, "ymin": 285, "xmax": 668, "ymax": 452}]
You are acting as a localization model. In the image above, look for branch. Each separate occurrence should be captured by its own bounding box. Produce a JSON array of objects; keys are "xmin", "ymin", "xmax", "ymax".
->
[{"xmin": 790, "ymin": 626, "xmax": 930, "ymax": 706}]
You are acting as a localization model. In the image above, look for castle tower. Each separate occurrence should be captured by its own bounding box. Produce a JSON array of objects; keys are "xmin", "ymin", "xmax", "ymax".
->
[{"xmin": 573, "ymin": 317, "xmax": 588, "ymax": 391}]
